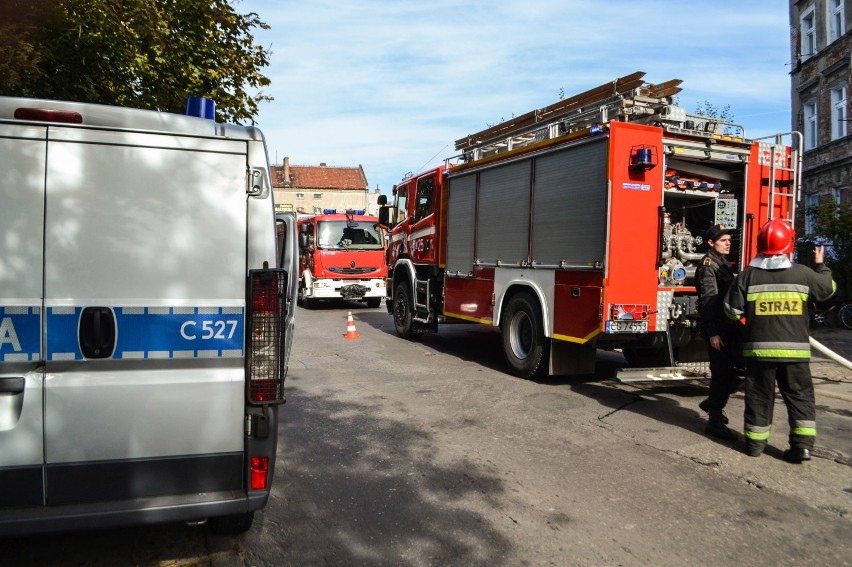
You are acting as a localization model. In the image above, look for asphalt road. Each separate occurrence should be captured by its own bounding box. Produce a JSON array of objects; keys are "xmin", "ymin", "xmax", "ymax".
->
[{"xmin": 5, "ymin": 302, "xmax": 851, "ymax": 566}]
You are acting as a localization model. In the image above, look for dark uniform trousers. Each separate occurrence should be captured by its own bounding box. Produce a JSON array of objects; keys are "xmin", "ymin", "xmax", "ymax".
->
[
  {"xmin": 706, "ymin": 326, "xmax": 741, "ymax": 414},
  {"xmin": 696, "ymin": 250, "xmax": 740, "ymax": 420},
  {"xmin": 744, "ymin": 360, "xmax": 816, "ymax": 453}
]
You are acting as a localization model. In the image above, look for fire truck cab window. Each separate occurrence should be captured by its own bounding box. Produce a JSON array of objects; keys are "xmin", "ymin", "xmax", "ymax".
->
[
  {"xmin": 395, "ymin": 184, "xmax": 409, "ymax": 224},
  {"xmin": 317, "ymin": 221, "xmax": 384, "ymax": 250},
  {"xmin": 414, "ymin": 176, "xmax": 435, "ymax": 223}
]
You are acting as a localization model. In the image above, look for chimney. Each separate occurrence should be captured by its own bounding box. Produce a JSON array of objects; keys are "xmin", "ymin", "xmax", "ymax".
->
[{"xmin": 283, "ymin": 156, "xmax": 290, "ymax": 187}]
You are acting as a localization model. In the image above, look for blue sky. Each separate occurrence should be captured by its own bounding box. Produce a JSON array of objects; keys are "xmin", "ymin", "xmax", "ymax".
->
[{"xmin": 239, "ymin": 0, "xmax": 793, "ymax": 196}]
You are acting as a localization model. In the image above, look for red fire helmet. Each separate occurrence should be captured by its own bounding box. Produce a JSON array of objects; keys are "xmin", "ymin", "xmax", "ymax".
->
[{"xmin": 756, "ymin": 218, "xmax": 796, "ymax": 255}]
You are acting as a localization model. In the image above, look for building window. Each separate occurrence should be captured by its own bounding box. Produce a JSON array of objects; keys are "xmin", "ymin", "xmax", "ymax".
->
[
  {"xmin": 828, "ymin": 0, "xmax": 846, "ymax": 43},
  {"xmin": 805, "ymin": 193, "xmax": 819, "ymax": 235},
  {"xmin": 804, "ymin": 101, "xmax": 818, "ymax": 150},
  {"xmin": 801, "ymin": 6, "xmax": 816, "ymax": 60},
  {"xmin": 296, "ymin": 193, "xmax": 304, "ymax": 200},
  {"xmin": 832, "ymin": 187, "xmax": 847, "ymax": 205},
  {"xmin": 313, "ymin": 193, "xmax": 322, "ymax": 199},
  {"xmin": 831, "ymin": 85, "xmax": 848, "ymax": 140}
]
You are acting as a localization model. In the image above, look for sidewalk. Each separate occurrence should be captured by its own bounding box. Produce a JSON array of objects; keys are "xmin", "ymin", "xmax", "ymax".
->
[{"xmin": 809, "ymin": 326, "xmax": 852, "ymax": 403}]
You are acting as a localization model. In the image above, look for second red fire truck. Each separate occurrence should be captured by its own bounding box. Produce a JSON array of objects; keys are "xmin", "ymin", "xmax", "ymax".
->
[
  {"xmin": 380, "ymin": 72, "xmax": 800, "ymax": 380},
  {"xmin": 297, "ymin": 209, "xmax": 387, "ymax": 307}
]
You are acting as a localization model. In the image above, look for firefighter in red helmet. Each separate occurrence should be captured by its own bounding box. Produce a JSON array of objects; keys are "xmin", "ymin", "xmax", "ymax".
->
[{"xmin": 724, "ymin": 219, "xmax": 836, "ymax": 462}]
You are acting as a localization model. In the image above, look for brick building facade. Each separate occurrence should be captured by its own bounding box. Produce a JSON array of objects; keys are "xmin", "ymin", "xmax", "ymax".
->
[
  {"xmin": 271, "ymin": 157, "xmax": 381, "ymax": 216},
  {"xmin": 789, "ymin": 0, "xmax": 850, "ymax": 234}
]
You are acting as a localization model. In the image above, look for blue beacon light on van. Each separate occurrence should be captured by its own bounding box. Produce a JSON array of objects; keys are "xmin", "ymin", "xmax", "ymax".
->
[{"xmin": 185, "ymin": 97, "xmax": 216, "ymax": 120}]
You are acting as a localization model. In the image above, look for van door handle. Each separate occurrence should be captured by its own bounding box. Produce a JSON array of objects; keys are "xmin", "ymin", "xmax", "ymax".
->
[
  {"xmin": 79, "ymin": 307, "xmax": 117, "ymax": 359},
  {"xmin": 0, "ymin": 377, "xmax": 25, "ymax": 394}
]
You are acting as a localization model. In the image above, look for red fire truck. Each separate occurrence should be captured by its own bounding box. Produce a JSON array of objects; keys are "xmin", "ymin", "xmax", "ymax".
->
[
  {"xmin": 379, "ymin": 71, "xmax": 800, "ymax": 380},
  {"xmin": 297, "ymin": 209, "xmax": 387, "ymax": 307}
]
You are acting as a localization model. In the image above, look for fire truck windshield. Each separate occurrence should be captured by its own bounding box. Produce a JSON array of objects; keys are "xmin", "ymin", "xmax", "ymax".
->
[{"xmin": 317, "ymin": 221, "xmax": 384, "ymax": 250}]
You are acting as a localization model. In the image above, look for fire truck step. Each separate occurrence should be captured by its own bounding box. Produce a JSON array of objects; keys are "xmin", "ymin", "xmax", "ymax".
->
[{"xmin": 615, "ymin": 367, "xmax": 708, "ymax": 383}]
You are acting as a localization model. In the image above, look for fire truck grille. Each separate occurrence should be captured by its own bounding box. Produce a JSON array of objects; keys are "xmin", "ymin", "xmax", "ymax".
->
[{"xmin": 335, "ymin": 267, "xmax": 377, "ymax": 275}]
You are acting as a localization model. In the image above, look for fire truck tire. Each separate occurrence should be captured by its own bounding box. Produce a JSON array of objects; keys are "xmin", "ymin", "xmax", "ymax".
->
[
  {"xmin": 501, "ymin": 292, "xmax": 549, "ymax": 379},
  {"xmin": 208, "ymin": 511, "xmax": 254, "ymax": 535},
  {"xmin": 394, "ymin": 281, "xmax": 423, "ymax": 340},
  {"xmin": 297, "ymin": 283, "xmax": 316, "ymax": 309},
  {"xmin": 366, "ymin": 297, "xmax": 382, "ymax": 308}
]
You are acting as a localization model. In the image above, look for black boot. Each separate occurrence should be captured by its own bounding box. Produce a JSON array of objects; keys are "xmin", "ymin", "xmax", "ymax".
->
[
  {"xmin": 782, "ymin": 447, "xmax": 812, "ymax": 463},
  {"xmin": 705, "ymin": 412, "xmax": 737, "ymax": 440},
  {"xmin": 699, "ymin": 399, "xmax": 729, "ymax": 424},
  {"xmin": 745, "ymin": 442, "xmax": 765, "ymax": 457}
]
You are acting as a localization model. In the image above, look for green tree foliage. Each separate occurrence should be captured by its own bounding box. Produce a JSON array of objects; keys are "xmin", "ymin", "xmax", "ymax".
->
[
  {"xmin": 804, "ymin": 201, "xmax": 852, "ymax": 298},
  {"xmin": 0, "ymin": 0, "xmax": 271, "ymax": 123}
]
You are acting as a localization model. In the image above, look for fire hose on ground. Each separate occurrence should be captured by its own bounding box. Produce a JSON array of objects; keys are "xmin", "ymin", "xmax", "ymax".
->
[{"xmin": 809, "ymin": 336, "xmax": 852, "ymax": 371}]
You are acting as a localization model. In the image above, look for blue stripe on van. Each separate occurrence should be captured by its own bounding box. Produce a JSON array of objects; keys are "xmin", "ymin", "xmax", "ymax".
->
[
  {"xmin": 113, "ymin": 307, "xmax": 244, "ymax": 359},
  {"xmin": 43, "ymin": 306, "xmax": 244, "ymax": 361},
  {"xmin": 46, "ymin": 306, "xmax": 82, "ymax": 360},
  {"xmin": 0, "ymin": 306, "xmax": 41, "ymax": 362}
]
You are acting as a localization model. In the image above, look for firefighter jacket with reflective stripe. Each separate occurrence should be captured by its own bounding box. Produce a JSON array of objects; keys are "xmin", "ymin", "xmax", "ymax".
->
[
  {"xmin": 724, "ymin": 263, "xmax": 835, "ymax": 360},
  {"xmin": 696, "ymin": 251, "xmax": 738, "ymax": 339}
]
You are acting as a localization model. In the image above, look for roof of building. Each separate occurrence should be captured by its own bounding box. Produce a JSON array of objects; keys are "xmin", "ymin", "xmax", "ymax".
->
[{"xmin": 272, "ymin": 163, "xmax": 368, "ymax": 191}]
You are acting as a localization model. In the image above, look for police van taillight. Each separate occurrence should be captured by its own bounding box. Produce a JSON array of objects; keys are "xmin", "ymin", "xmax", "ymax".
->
[
  {"xmin": 246, "ymin": 269, "xmax": 288, "ymax": 404},
  {"xmin": 250, "ymin": 456, "xmax": 269, "ymax": 489}
]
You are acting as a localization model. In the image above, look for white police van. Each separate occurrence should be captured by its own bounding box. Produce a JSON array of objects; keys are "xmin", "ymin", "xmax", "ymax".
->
[{"xmin": 0, "ymin": 96, "xmax": 297, "ymax": 535}]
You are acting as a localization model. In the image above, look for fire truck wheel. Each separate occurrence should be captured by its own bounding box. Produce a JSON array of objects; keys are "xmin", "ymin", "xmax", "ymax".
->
[
  {"xmin": 501, "ymin": 292, "xmax": 549, "ymax": 379},
  {"xmin": 394, "ymin": 281, "xmax": 423, "ymax": 340},
  {"xmin": 366, "ymin": 297, "xmax": 382, "ymax": 308},
  {"xmin": 297, "ymin": 284, "xmax": 316, "ymax": 309}
]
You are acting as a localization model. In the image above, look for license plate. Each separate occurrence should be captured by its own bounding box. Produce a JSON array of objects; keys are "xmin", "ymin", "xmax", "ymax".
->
[{"xmin": 607, "ymin": 320, "xmax": 649, "ymax": 333}]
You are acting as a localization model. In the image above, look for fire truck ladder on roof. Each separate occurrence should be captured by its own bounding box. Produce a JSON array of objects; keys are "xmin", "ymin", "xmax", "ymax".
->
[
  {"xmin": 757, "ymin": 131, "xmax": 803, "ymax": 227},
  {"xmin": 453, "ymin": 71, "xmax": 684, "ymax": 163}
]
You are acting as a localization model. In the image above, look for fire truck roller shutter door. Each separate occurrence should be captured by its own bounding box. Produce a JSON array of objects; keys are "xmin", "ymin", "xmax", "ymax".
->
[
  {"xmin": 477, "ymin": 161, "xmax": 531, "ymax": 266},
  {"xmin": 531, "ymin": 138, "xmax": 608, "ymax": 267},
  {"xmin": 446, "ymin": 174, "xmax": 476, "ymax": 274}
]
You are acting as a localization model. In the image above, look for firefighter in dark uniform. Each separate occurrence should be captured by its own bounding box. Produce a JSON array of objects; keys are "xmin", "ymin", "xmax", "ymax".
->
[
  {"xmin": 724, "ymin": 219, "xmax": 836, "ymax": 462},
  {"xmin": 696, "ymin": 224, "xmax": 740, "ymax": 440}
]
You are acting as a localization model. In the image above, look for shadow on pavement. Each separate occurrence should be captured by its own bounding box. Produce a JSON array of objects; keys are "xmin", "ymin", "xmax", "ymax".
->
[
  {"xmin": 243, "ymin": 386, "xmax": 513, "ymax": 566},
  {"xmin": 1, "ymin": 521, "xmax": 210, "ymax": 566}
]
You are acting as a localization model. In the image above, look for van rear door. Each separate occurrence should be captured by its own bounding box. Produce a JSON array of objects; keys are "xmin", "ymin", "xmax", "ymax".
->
[
  {"xmin": 0, "ymin": 121, "xmax": 47, "ymax": 508},
  {"xmin": 42, "ymin": 125, "xmax": 250, "ymax": 505}
]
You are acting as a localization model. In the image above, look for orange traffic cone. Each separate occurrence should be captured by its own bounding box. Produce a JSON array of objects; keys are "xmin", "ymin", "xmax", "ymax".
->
[{"xmin": 344, "ymin": 311, "xmax": 361, "ymax": 340}]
